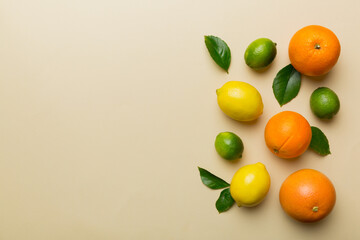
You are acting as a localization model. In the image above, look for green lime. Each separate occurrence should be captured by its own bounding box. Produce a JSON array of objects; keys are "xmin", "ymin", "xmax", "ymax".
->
[
  {"xmin": 215, "ymin": 132, "xmax": 244, "ymax": 160},
  {"xmin": 244, "ymin": 38, "xmax": 277, "ymax": 70},
  {"xmin": 310, "ymin": 87, "xmax": 340, "ymax": 119}
]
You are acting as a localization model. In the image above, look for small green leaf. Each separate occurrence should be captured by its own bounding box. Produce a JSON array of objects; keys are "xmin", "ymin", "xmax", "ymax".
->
[
  {"xmin": 204, "ymin": 35, "xmax": 231, "ymax": 73},
  {"xmin": 198, "ymin": 167, "xmax": 230, "ymax": 189},
  {"xmin": 273, "ymin": 64, "xmax": 301, "ymax": 106},
  {"xmin": 310, "ymin": 126, "xmax": 331, "ymax": 156},
  {"xmin": 216, "ymin": 188, "xmax": 235, "ymax": 213}
]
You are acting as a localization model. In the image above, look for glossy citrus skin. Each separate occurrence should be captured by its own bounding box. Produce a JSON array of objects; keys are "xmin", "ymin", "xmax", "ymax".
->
[
  {"xmin": 279, "ymin": 169, "xmax": 336, "ymax": 222},
  {"xmin": 216, "ymin": 81, "xmax": 263, "ymax": 122},
  {"xmin": 244, "ymin": 38, "xmax": 277, "ymax": 70},
  {"xmin": 264, "ymin": 111, "xmax": 312, "ymax": 159},
  {"xmin": 289, "ymin": 25, "xmax": 340, "ymax": 76},
  {"xmin": 310, "ymin": 87, "xmax": 340, "ymax": 119},
  {"xmin": 215, "ymin": 132, "xmax": 244, "ymax": 160},
  {"xmin": 230, "ymin": 162, "xmax": 271, "ymax": 207}
]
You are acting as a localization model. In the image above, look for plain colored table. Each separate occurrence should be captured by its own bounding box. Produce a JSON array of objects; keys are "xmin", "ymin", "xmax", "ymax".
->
[{"xmin": 0, "ymin": 0, "xmax": 359, "ymax": 239}]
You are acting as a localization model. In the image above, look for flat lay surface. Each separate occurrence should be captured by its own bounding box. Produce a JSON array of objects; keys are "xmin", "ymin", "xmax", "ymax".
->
[{"xmin": 0, "ymin": 0, "xmax": 359, "ymax": 239}]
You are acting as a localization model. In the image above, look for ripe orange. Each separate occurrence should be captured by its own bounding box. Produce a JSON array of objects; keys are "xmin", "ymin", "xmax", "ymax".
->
[
  {"xmin": 289, "ymin": 25, "xmax": 341, "ymax": 76},
  {"xmin": 264, "ymin": 111, "xmax": 312, "ymax": 159},
  {"xmin": 279, "ymin": 169, "xmax": 336, "ymax": 223}
]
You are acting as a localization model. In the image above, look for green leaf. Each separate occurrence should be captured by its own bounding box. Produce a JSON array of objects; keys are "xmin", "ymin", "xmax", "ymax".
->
[
  {"xmin": 204, "ymin": 35, "xmax": 231, "ymax": 73},
  {"xmin": 198, "ymin": 167, "xmax": 230, "ymax": 189},
  {"xmin": 273, "ymin": 64, "xmax": 301, "ymax": 106},
  {"xmin": 215, "ymin": 188, "xmax": 235, "ymax": 213},
  {"xmin": 310, "ymin": 126, "xmax": 331, "ymax": 156}
]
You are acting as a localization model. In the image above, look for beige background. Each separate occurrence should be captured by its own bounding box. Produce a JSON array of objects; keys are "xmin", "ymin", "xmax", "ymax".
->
[{"xmin": 0, "ymin": 0, "xmax": 359, "ymax": 239}]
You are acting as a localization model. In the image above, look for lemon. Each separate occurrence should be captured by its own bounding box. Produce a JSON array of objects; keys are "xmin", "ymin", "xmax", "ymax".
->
[
  {"xmin": 310, "ymin": 87, "xmax": 340, "ymax": 119},
  {"xmin": 230, "ymin": 162, "xmax": 271, "ymax": 207},
  {"xmin": 215, "ymin": 132, "xmax": 244, "ymax": 160},
  {"xmin": 244, "ymin": 38, "xmax": 277, "ymax": 70},
  {"xmin": 216, "ymin": 81, "xmax": 263, "ymax": 121}
]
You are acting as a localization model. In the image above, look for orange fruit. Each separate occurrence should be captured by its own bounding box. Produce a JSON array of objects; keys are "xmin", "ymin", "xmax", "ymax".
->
[
  {"xmin": 289, "ymin": 25, "xmax": 341, "ymax": 76},
  {"xmin": 279, "ymin": 169, "xmax": 336, "ymax": 223},
  {"xmin": 264, "ymin": 111, "xmax": 312, "ymax": 159}
]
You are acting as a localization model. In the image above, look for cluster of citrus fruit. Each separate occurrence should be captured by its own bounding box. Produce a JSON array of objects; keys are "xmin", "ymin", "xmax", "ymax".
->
[{"xmin": 200, "ymin": 25, "xmax": 340, "ymax": 223}]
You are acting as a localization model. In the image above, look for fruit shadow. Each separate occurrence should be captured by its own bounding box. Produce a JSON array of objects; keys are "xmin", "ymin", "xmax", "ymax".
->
[
  {"xmin": 246, "ymin": 56, "xmax": 278, "ymax": 74},
  {"xmin": 313, "ymin": 115, "xmax": 340, "ymax": 126},
  {"xmin": 303, "ymin": 69, "xmax": 334, "ymax": 86},
  {"xmin": 249, "ymin": 64, "xmax": 273, "ymax": 73},
  {"xmin": 282, "ymin": 210, "xmax": 334, "ymax": 229},
  {"xmin": 233, "ymin": 194, "xmax": 270, "ymax": 215},
  {"xmin": 268, "ymin": 153, "xmax": 309, "ymax": 171},
  {"xmin": 227, "ymin": 157, "xmax": 242, "ymax": 165},
  {"xmin": 276, "ymin": 155, "xmax": 302, "ymax": 166},
  {"xmin": 310, "ymin": 105, "xmax": 342, "ymax": 127},
  {"xmin": 214, "ymin": 153, "xmax": 242, "ymax": 165},
  {"xmin": 222, "ymin": 114, "xmax": 261, "ymax": 127}
]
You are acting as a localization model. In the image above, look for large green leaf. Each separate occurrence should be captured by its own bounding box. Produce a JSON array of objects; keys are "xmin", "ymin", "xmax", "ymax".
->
[
  {"xmin": 310, "ymin": 126, "xmax": 331, "ymax": 156},
  {"xmin": 198, "ymin": 167, "xmax": 230, "ymax": 189},
  {"xmin": 215, "ymin": 188, "xmax": 235, "ymax": 213},
  {"xmin": 204, "ymin": 35, "xmax": 231, "ymax": 73},
  {"xmin": 273, "ymin": 64, "xmax": 301, "ymax": 106}
]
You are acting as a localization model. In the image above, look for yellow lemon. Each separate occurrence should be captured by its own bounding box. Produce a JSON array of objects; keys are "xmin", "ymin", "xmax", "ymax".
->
[
  {"xmin": 216, "ymin": 81, "xmax": 263, "ymax": 121},
  {"xmin": 230, "ymin": 162, "xmax": 271, "ymax": 207}
]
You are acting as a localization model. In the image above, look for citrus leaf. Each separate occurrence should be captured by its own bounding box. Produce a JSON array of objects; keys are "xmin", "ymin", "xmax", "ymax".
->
[
  {"xmin": 310, "ymin": 126, "xmax": 331, "ymax": 156},
  {"xmin": 198, "ymin": 167, "xmax": 230, "ymax": 189},
  {"xmin": 204, "ymin": 35, "xmax": 231, "ymax": 73},
  {"xmin": 215, "ymin": 188, "xmax": 235, "ymax": 213},
  {"xmin": 273, "ymin": 64, "xmax": 301, "ymax": 106}
]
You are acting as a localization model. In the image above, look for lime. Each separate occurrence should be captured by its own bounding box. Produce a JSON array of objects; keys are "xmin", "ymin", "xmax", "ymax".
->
[
  {"xmin": 310, "ymin": 87, "xmax": 340, "ymax": 119},
  {"xmin": 215, "ymin": 132, "xmax": 244, "ymax": 160},
  {"xmin": 230, "ymin": 162, "xmax": 271, "ymax": 207},
  {"xmin": 216, "ymin": 81, "xmax": 263, "ymax": 122},
  {"xmin": 244, "ymin": 38, "xmax": 277, "ymax": 70}
]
